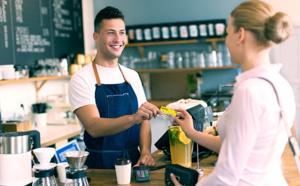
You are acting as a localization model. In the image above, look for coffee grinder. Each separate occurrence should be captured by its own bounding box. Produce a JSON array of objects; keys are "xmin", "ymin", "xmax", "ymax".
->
[
  {"xmin": 64, "ymin": 151, "xmax": 89, "ymax": 186},
  {"xmin": 32, "ymin": 147, "xmax": 58, "ymax": 186}
]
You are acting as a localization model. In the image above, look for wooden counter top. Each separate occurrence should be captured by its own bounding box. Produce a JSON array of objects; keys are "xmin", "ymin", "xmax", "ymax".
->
[
  {"xmin": 70, "ymin": 147, "xmax": 300, "ymax": 186},
  {"xmin": 32, "ymin": 124, "xmax": 81, "ymax": 147}
]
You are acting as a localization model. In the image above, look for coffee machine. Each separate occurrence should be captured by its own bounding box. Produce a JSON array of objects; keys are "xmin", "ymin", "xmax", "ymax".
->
[{"xmin": 0, "ymin": 130, "xmax": 40, "ymax": 185}]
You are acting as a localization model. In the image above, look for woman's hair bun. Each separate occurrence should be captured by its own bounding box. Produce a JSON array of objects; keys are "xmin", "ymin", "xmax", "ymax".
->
[{"xmin": 265, "ymin": 12, "xmax": 292, "ymax": 44}]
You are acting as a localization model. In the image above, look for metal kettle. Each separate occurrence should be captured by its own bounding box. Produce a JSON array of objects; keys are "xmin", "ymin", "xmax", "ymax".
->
[{"xmin": 0, "ymin": 130, "xmax": 41, "ymax": 186}]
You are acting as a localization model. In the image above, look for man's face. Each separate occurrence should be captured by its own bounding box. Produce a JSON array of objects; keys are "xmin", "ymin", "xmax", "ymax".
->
[{"xmin": 95, "ymin": 19, "xmax": 126, "ymax": 60}]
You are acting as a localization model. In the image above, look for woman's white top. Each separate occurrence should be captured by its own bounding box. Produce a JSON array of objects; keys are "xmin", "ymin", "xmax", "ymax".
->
[{"xmin": 199, "ymin": 64, "xmax": 296, "ymax": 186}]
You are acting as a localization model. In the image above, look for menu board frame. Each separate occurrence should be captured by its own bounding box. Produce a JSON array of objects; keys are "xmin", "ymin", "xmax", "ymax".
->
[{"xmin": 0, "ymin": 0, "xmax": 84, "ymax": 66}]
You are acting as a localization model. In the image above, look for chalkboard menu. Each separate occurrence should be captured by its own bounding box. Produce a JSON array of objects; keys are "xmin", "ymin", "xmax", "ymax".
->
[{"xmin": 0, "ymin": 0, "xmax": 84, "ymax": 65}]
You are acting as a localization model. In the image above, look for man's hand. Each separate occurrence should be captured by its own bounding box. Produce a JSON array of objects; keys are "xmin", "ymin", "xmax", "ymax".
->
[
  {"xmin": 132, "ymin": 102, "xmax": 161, "ymax": 124},
  {"xmin": 134, "ymin": 153, "xmax": 155, "ymax": 167},
  {"xmin": 170, "ymin": 173, "xmax": 183, "ymax": 186}
]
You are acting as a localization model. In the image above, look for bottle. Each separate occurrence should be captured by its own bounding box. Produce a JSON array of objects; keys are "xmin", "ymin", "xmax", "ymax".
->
[
  {"xmin": 170, "ymin": 24, "xmax": 179, "ymax": 40},
  {"xmin": 152, "ymin": 25, "xmax": 161, "ymax": 41},
  {"xmin": 190, "ymin": 51, "xmax": 197, "ymax": 68},
  {"xmin": 135, "ymin": 27, "xmax": 143, "ymax": 42},
  {"xmin": 127, "ymin": 27, "xmax": 135, "ymax": 43},
  {"xmin": 175, "ymin": 52, "xmax": 183, "ymax": 68},
  {"xmin": 183, "ymin": 51, "xmax": 190, "ymax": 68},
  {"xmin": 197, "ymin": 52, "xmax": 206, "ymax": 68},
  {"xmin": 205, "ymin": 45, "xmax": 217, "ymax": 67},
  {"xmin": 179, "ymin": 25, "xmax": 189, "ymax": 40},
  {"xmin": 215, "ymin": 20, "xmax": 226, "ymax": 37},
  {"xmin": 143, "ymin": 26, "xmax": 152, "ymax": 42},
  {"xmin": 198, "ymin": 22, "xmax": 208, "ymax": 38},
  {"xmin": 161, "ymin": 26, "xmax": 170, "ymax": 40},
  {"xmin": 167, "ymin": 51, "xmax": 175, "ymax": 69},
  {"xmin": 215, "ymin": 23, "xmax": 225, "ymax": 37},
  {"xmin": 216, "ymin": 43, "xmax": 224, "ymax": 67},
  {"xmin": 207, "ymin": 22, "xmax": 215, "ymax": 38},
  {"xmin": 188, "ymin": 24, "xmax": 198, "ymax": 39}
]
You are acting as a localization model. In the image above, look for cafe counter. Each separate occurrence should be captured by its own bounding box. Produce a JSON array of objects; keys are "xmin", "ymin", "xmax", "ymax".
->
[
  {"xmin": 59, "ymin": 146, "xmax": 300, "ymax": 186},
  {"xmin": 32, "ymin": 123, "xmax": 81, "ymax": 147}
]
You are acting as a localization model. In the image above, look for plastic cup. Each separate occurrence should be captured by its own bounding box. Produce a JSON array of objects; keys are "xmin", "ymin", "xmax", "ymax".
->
[
  {"xmin": 114, "ymin": 158, "xmax": 131, "ymax": 185},
  {"xmin": 56, "ymin": 162, "xmax": 69, "ymax": 183}
]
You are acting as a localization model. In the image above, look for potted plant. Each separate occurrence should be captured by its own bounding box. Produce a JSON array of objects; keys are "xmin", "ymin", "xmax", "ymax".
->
[{"xmin": 187, "ymin": 74, "xmax": 197, "ymax": 98}]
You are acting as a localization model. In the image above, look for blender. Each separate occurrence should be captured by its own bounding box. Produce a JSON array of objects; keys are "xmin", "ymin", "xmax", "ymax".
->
[
  {"xmin": 64, "ymin": 151, "xmax": 89, "ymax": 186},
  {"xmin": 32, "ymin": 147, "xmax": 58, "ymax": 186}
]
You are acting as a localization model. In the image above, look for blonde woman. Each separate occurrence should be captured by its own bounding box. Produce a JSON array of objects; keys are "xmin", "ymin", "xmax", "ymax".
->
[{"xmin": 171, "ymin": 1, "xmax": 295, "ymax": 185}]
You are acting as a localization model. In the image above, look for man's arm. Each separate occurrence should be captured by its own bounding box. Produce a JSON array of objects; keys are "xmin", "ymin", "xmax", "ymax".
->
[
  {"xmin": 137, "ymin": 120, "xmax": 155, "ymax": 166},
  {"xmin": 75, "ymin": 102, "xmax": 161, "ymax": 138}
]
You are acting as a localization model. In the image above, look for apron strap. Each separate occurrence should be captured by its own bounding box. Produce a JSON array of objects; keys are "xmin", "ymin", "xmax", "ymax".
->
[
  {"xmin": 118, "ymin": 64, "xmax": 131, "ymax": 84},
  {"xmin": 92, "ymin": 61, "xmax": 101, "ymax": 86},
  {"xmin": 92, "ymin": 60, "xmax": 131, "ymax": 86}
]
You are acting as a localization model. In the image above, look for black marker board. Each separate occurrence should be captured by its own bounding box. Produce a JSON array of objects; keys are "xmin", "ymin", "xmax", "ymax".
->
[{"xmin": 0, "ymin": 0, "xmax": 84, "ymax": 65}]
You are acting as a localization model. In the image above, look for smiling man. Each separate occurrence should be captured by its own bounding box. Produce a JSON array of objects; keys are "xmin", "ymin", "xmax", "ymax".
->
[{"xmin": 69, "ymin": 6, "xmax": 161, "ymax": 169}]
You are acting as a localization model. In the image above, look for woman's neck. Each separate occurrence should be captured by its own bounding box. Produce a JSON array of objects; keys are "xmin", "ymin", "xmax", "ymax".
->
[{"xmin": 241, "ymin": 47, "xmax": 271, "ymax": 72}]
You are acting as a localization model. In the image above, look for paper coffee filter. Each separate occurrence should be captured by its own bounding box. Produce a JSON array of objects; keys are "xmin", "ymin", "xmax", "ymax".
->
[{"xmin": 64, "ymin": 151, "xmax": 89, "ymax": 170}]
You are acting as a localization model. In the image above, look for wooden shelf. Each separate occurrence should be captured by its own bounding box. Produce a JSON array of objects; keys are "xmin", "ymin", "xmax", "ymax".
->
[
  {"xmin": 126, "ymin": 39, "xmax": 199, "ymax": 47},
  {"xmin": 0, "ymin": 75, "xmax": 72, "ymax": 85},
  {"xmin": 126, "ymin": 38, "xmax": 226, "ymax": 58},
  {"xmin": 0, "ymin": 75, "xmax": 72, "ymax": 99},
  {"xmin": 135, "ymin": 66, "xmax": 236, "ymax": 73},
  {"xmin": 126, "ymin": 38, "xmax": 226, "ymax": 47},
  {"xmin": 205, "ymin": 38, "xmax": 226, "ymax": 42}
]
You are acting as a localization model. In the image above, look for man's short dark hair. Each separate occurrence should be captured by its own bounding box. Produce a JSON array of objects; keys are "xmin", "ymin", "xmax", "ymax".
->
[{"xmin": 94, "ymin": 6, "xmax": 125, "ymax": 32}]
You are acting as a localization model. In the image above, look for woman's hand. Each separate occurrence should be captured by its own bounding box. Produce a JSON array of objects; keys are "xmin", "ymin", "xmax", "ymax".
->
[
  {"xmin": 170, "ymin": 173, "xmax": 183, "ymax": 186},
  {"xmin": 172, "ymin": 109, "xmax": 195, "ymax": 138}
]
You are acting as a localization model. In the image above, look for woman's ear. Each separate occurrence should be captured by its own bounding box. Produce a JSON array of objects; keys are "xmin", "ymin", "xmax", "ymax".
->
[{"xmin": 236, "ymin": 27, "xmax": 245, "ymax": 44}]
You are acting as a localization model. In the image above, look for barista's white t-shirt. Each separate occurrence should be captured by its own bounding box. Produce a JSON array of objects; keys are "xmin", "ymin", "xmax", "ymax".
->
[{"xmin": 69, "ymin": 62, "xmax": 147, "ymax": 114}]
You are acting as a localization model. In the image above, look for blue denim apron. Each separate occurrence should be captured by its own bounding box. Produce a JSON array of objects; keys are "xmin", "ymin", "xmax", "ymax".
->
[{"xmin": 84, "ymin": 61, "xmax": 140, "ymax": 169}]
